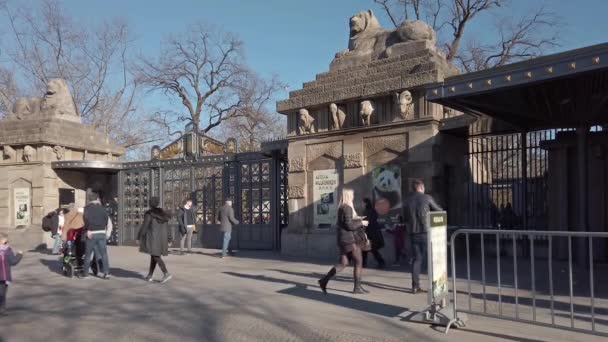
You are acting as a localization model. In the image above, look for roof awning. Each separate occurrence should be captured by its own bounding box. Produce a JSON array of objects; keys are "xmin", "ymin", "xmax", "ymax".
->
[
  {"xmin": 52, "ymin": 160, "xmax": 123, "ymax": 172},
  {"xmin": 426, "ymin": 43, "xmax": 608, "ymax": 130}
]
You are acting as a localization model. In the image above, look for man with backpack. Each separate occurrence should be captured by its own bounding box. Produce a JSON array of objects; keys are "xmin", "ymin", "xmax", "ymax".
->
[{"xmin": 80, "ymin": 192, "xmax": 110, "ymax": 279}]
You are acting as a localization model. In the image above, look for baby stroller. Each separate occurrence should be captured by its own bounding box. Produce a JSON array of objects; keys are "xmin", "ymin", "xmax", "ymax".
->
[{"xmin": 62, "ymin": 228, "xmax": 101, "ymax": 278}]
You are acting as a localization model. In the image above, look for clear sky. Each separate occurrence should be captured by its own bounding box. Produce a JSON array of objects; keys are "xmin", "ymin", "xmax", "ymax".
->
[{"xmin": 12, "ymin": 0, "xmax": 608, "ymax": 100}]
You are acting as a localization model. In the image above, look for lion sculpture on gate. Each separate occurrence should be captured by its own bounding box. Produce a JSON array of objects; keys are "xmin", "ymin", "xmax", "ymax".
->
[
  {"xmin": 10, "ymin": 78, "xmax": 78, "ymax": 120},
  {"xmin": 331, "ymin": 10, "xmax": 436, "ymax": 70}
]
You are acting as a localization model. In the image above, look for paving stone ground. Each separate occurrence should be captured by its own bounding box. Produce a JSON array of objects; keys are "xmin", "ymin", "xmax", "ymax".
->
[{"xmin": 0, "ymin": 247, "xmax": 601, "ymax": 342}]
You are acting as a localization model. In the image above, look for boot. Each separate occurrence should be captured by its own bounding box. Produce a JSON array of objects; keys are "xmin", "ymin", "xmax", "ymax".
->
[
  {"xmin": 353, "ymin": 278, "xmax": 366, "ymax": 294},
  {"xmin": 318, "ymin": 267, "xmax": 336, "ymax": 295}
]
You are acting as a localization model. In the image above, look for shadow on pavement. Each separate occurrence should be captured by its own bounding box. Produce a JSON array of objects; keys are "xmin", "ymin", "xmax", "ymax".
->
[
  {"xmin": 277, "ymin": 285, "xmax": 409, "ymax": 318},
  {"xmin": 455, "ymin": 328, "xmax": 547, "ymax": 342},
  {"xmin": 223, "ymin": 271, "xmax": 352, "ymax": 295},
  {"xmin": 39, "ymin": 258, "xmax": 63, "ymax": 275},
  {"xmin": 109, "ymin": 267, "xmax": 144, "ymax": 280},
  {"xmin": 268, "ymin": 269, "xmax": 411, "ymax": 293}
]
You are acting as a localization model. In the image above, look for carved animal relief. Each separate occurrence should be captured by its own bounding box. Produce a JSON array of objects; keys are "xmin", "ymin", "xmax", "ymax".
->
[
  {"xmin": 1, "ymin": 145, "xmax": 16, "ymax": 161},
  {"xmin": 23, "ymin": 145, "xmax": 35, "ymax": 162},
  {"xmin": 396, "ymin": 90, "xmax": 414, "ymax": 120},
  {"xmin": 360, "ymin": 100, "xmax": 374, "ymax": 126},
  {"xmin": 298, "ymin": 108, "xmax": 316, "ymax": 135},
  {"xmin": 53, "ymin": 146, "xmax": 66, "ymax": 160},
  {"xmin": 329, "ymin": 103, "xmax": 346, "ymax": 130}
]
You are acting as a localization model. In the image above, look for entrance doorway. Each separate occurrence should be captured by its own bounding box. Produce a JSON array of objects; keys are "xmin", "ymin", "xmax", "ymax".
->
[{"xmin": 59, "ymin": 188, "xmax": 75, "ymax": 208}]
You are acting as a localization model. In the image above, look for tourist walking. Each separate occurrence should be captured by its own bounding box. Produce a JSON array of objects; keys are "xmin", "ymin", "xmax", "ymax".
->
[
  {"xmin": 80, "ymin": 192, "xmax": 110, "ymax": 279},
  {"xmin": 137, "ymin": 197, "xmax": 173, "ymax": 283},
  {"xmin": 318, "ymin": 189, "xmax": 369, "ymax": 295},
  {"xmin": 52, "ymin": 208, "xmax": 68, "ymax": 255},
  {"xmin": 0, "ymin": 232, "xmax": 24, "ymax": 316},
  {"xmin": 177, "ymin": 199, "xmax": 196, "ymax": 255},
  {"xmin": 361, "ymin": 198, "xmax": 386, "ymax": 269},
  {"xmin": 217, "ymin": 199, "xmax": 239, "ymax": 258},
  {"xmin": 403, "ymin": 179, "xmax": 442, "ymax": 293}
]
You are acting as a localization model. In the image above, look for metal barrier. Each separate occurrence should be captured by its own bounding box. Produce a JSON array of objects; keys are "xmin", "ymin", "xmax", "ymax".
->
[{"xmin": 447, "ymin": 229, "xmax": 608, "ymax": 337}]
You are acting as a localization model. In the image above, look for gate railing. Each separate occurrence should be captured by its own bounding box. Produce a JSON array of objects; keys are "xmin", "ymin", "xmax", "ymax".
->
[{"xmin": 448, "ymin": 229, "xmax": 608, "ymax": 337}]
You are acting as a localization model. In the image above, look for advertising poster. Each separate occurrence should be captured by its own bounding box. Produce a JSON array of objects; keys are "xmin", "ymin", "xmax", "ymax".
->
[
  {"xmin": 14, "ymin": 188, "xmax": 31, "ymax": 226},
  {"xmin": 371, "ymin": 165, "xmax": 402, "ymax": 224},
  {"xmin": 313, "ymin": 169, "xmax": 339, "ymax": 227},
  {"xmin": 429, "ymin": 211, "xmax": 448, "ymax": 300}
]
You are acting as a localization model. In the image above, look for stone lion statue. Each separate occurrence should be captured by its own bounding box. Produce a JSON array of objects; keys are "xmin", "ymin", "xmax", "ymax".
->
[
  {"xmin": 396, "ymin": 90, "xmax": 414, "ymax": 120},
  {"xmin": 10, "ymin": 78, "xmax": 78, "ymax": 120},
  {"xmin": 329, "ymin": 103, "xmax": 346, "ymax": 130},
  {"xmin": 360, "ymin": 100, "xmax": 374, "ymax": 126},
  {"xmin": 298, "ymin": 108, "xmax": 315, "ymax": 135},
  {"xmin": 331, "ymin": 10, "xmax": 436, "ymax": 70},
  {"xmin": 41, "ymin": 79, "xmax": 78, "ymax": 117}
]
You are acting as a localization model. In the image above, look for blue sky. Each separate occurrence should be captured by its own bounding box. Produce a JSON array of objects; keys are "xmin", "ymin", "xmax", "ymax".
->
[{"xmin": 6, "ymin": 0, "xmax": 608, "ymax": 102}]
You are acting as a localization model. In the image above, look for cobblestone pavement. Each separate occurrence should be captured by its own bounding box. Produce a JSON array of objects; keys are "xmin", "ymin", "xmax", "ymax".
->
[{"xmin": 0, "ymin": 247, "xmax": 600, "ymax": 342}]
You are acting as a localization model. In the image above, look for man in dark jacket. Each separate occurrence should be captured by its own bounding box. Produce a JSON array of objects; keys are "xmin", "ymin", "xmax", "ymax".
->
[
  {"xmin": 81, "ymin": 192, "xmax": 110, "ymax": 279},
  {"xmin": 403, "ymin": 179, "xmax": 442, "ymax": 294},
  {"xmin": 177, "ymin": 199, "xmax": 196, "ymax": 255},
  {"xmin": 218, "ymin": 199, "xmax": 239, "ymax": 258}
]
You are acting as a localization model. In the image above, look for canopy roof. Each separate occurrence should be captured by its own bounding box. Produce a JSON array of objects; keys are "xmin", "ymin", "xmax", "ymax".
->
[{"xmin": 426, "ymin": 43, "xmax": 608, "ymax": 130}]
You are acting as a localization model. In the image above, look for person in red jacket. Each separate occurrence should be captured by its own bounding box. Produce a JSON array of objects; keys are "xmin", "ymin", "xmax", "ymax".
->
[{"xmin": 0, "ymin": 232, "xmax": 24, "ymax": 316}]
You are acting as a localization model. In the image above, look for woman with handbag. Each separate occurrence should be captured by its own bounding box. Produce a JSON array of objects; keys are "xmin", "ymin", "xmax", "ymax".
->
[
  {"xmin": 318, "ymin": 188, "xmax": 370, "ymax": 295},
  {"xmin": 137, "ymin": 197, "xmax": 173, "ymax": 283}
]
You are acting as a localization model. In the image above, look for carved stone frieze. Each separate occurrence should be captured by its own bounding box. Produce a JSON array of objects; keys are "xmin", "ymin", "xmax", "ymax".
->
[
  {"xmin": 364, "ymin": 134, "xmax": 407, "ymax": 158},
  {"xmin": 287, "ymin": 185, "xmax": 305, "ymax": 199},
  {"xmin": 306, "ymin": 141, "xmax": 342, "ymax": 164},
  {"xmin": 53, "ymin": 145, "xmax": 66, "ymax": 160},
  {"xmin": 289, "ymin": 157, "xmax": 306, "ymax": 172},
  {"xmin": 343, "ymin": 152, "xmax": 363, "ymax": 169}
]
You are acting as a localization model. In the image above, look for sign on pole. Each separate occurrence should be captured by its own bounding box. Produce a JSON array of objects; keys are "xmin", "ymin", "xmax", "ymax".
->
[{"xmin": 428, "ymin": 211, "xmax": 448, "ymax": 305}]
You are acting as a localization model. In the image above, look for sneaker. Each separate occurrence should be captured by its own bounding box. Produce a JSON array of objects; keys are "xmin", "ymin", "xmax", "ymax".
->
[
  {"xmin": 78, "ymin": 275, "xmax": 90, "ymax": 279},
  {"xmin": 101, "ymin": 274, "xmax": 111, "ymax": 280},
  {"xmin": 144, "ymin": 275, "xmax": 153, "ymax": 282},
  {"xmin": 160, "ymin": 274, "xmax": 172, "ymax": 284}
]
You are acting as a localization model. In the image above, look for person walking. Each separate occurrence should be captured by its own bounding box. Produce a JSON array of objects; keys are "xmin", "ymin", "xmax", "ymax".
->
[
  {"xmin": 0, "ymin": 232, "xmax": 23, "ymax": 316},
  {"xmin": 217, "ymin": 199, "xmax": 239, "ymax": 258},
  {"xmin": 48, "ymin": 208, "xmax": 68, "ymax": 255},
  {"xmin": 177, "ymin": 199, "xmax": 196, "ymax": 255},
  {"xmin": 137, "ymin": 197, "xmax": 173, "ymax": 283},
  {"xmin": 403, "ymin": 179, "xmax": 442, "ymax": 294},
  {"xmin": 362, "ymin": 198, "xmax": 386, "ymax": 269},
  {"xmin": 318, "ymin": 189, "xmax": 369, "ymax": 295},
  {"xmin": 80, "ymin": 192, "xmax": 110, "ymax": 279}
]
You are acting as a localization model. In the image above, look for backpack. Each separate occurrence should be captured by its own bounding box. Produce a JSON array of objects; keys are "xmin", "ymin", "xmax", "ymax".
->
[{"xmin": 42, "ymin": 214, "xmax": 54, "ymax": 232}]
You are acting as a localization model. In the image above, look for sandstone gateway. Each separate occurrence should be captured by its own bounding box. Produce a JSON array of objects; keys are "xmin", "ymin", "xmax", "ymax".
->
[{"xmin": 275, "ymin": 10, "xmax": 465, "ymax": 258}]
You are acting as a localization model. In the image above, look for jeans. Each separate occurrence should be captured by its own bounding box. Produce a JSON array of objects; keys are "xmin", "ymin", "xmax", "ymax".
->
[
  {"xmin": 410, "ymin": 234, "xmax": 427, "ymax": 289},
  {"xmin": 0, "ymin": 282, "xmax": 7, "ymax": 311},
  {"xmin": 52, "ymin": 234, "xmax": 63, "ymax": 254},
  {"xmin": 180, "ymin": 226, "xmax": 194, "ymax": 252},
  {"xmin": 83, "ymin": 233, "xmax": 109, "ymax": 275},
  {"xmin": 222, "ymin": 231, "xmax": 232, "ymax": 257}
]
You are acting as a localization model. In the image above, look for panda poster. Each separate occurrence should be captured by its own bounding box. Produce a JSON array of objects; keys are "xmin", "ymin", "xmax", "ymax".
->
[
  {"xmin": 372, "ymin": 165, "xmax": 402, "ymax": 224},
  {"xmin": 14, "ymin": 187, "xmax": 31, "ymax": 226},
  {"xmin": 313, "ymin": 169, "xmax": 339, "ymax": 228}
]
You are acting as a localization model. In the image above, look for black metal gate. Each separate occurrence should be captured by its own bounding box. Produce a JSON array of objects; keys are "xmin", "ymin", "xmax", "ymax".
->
[{"xmin": 117, "ymin": 153, "xmax": 288, "ymax": 250}]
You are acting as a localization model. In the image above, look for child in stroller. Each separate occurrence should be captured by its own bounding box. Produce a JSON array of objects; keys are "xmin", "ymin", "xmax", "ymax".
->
[{"xmin": 62, "ymin": 228, "xmax": 102, "ymax": 278}]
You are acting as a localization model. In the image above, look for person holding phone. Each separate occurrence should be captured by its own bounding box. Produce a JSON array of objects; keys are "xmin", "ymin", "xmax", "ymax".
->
[{"xmin": 318, "ymin": 188, "xmax": 370, "ymax": 295}]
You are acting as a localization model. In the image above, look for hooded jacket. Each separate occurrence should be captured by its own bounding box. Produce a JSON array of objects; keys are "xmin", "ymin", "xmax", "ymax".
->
[
  {"xmin": 137, "ymin": 207, "xmax": 173, "ymax": 256},
  {"xmin": 0, "ymin": 244, "xmax": 23, "ymax": 283}
]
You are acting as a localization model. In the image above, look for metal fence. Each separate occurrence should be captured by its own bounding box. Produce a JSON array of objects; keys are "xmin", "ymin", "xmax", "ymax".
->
[{"xmin": 448, "ymin": 229, "xmax": 608, "ymax": 337}]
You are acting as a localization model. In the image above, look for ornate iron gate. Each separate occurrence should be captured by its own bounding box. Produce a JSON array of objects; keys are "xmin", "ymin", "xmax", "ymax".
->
[{"xmin": 118, "ymin": 153, "xmax": 287, "ymax": 250}]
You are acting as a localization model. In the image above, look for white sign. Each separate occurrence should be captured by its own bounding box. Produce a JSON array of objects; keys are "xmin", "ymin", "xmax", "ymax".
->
[
  {"xmin": 14, "ymin": 188, "xmax": 31, "ymax": 226},
  {"xmin": 313, "ymin": 169, "xmax": 339, "ymax": 227},
  {"xmin": 428, "ymin": 211, "xmax": 448, "ymax": 301}
]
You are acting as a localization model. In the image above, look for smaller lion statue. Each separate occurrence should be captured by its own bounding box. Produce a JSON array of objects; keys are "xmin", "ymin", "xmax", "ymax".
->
[
  {"xmin": 329, "ymin": 103, "xmax": 346, "ymax": 130},
  {"xmin": 360, "ymin": 100, "xmax": 374, "ymax": 126},
  {"xmin": 298, "ymin": 109, "xmax": 316, "ymax": 134},
  {"xmin": 11, "ymin": 97, "xmax": 41, "ymax": 119},
  {"xmin": 396, "ymin": 90, "xmax": 414, "ymax": 120}
]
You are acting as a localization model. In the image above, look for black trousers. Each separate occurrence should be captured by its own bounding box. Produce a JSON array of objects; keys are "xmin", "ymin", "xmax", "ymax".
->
[
  {"xmin": 149, "ymin": 255, "xmax": 168, "ymax": 275},
  {"xmin": 411, "ymin": 234, "xmax": 427, "ymax": 289},
  {"xmin": 362, "ymin": 248, "xmax": 385, "ymax": 267},
  {"xmin": 0, "ymin": 282, "xmax": 7, "ymax": 311}
]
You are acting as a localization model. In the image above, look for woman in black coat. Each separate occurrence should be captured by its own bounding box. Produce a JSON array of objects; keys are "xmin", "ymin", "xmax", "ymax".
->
[
  {"xmin": 137, "ymin": 197, "xmax": 173, "ymax": 283},
  {"xmin": 362, "ymin": 198, "xmax": 386, "ymax": 269},
  {"xmin": 318, "ymin": 189, "xmax": 369, "ymax": 295}
]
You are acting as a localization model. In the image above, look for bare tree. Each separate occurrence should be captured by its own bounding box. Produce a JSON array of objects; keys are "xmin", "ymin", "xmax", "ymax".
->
[
  {"xmin": 136, "ymin": 24, "xmax": 249, "ymax": 137},
  {"xmin": 222, "ymin": 75, "xmax": 286, "ymax": 152},
  {"xmin": 0, "ymin": 0, "xmax": 149, "ymax": 148},
  {"xmin": 0, "ymin": 67, "xmax": 20, "ymax": 119},
  {"xmin": 373, "ymin": 0, "xmax": 560, "ymax": 71}
]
